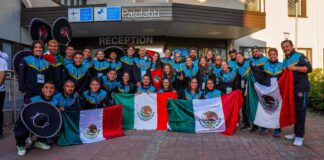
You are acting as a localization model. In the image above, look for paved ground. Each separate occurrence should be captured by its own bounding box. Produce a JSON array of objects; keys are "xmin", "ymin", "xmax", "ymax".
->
[{"xmin": 0, "ymin": 111, "xmax": 323, "ymax": 160}]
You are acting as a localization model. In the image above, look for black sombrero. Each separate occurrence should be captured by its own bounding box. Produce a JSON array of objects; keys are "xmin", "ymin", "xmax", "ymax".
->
[
  {"xmin": 52, "ymin": 17, "xmax": 72, "ymax": 46},
  {"xmin": 29, "ymin": 18, "xmax": 52, "ymax": 44},
  {"xmin": 20, "ymin": 102, "xmax": 62, "ymax": 138},
  {"xmin": 103, "ymin": 46, "xmax": 126, "ymax": 60},
  {"xmin": 12, "ymin": 50, "xmax": 33, "ymax": 74}
]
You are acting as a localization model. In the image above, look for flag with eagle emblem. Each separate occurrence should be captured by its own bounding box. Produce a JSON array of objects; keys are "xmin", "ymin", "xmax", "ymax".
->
[
  {"xmin": 114, "ymin": 92, "xmax": 178, "ymax": 130},
  {"xmin": 167, "ymin": 90, "xmax": 243, "ymax": 135},
  {"xmin": 246, "ymin": 69, "xmax": 295, "ymax": 129},
  {"xmin": 58, "ymin": 105, "xmax": 124, "ymax": 146}
]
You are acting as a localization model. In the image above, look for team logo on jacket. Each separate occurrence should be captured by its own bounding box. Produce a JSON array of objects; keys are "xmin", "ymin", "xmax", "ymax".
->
[
  {"xmin": 260, "ymin": 95, "xmax": 279, "ymax": 114},
  {"xmin": 84, "ymin": 124, "xmax": 100, "ymax": 139},
  {"xmin": 138, "ymin": 105, "xmax": 154, "ymax": 121},
  {"xmin": 199, "ymin": 111, "xmax": 221, "ymax": 129}
]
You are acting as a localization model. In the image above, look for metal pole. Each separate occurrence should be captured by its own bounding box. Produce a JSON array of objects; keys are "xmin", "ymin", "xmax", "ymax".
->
[{"xmin": 295, "ymin": 0, "xmax": 299, "ymax": 48}]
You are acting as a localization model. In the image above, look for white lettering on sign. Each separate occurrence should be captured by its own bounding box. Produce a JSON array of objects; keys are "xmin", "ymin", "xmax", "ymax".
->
[
  {"xmin": 122, "ymin": 9, "xmax": 160, "ymax": 20},
  {"xmin": 99, "ymin": 36, "xmax": 153, "ymax": 45}
]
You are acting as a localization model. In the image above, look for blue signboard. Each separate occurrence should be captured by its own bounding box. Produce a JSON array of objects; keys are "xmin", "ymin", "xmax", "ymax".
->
[
  {"xmin": 68, "ymin": 8, "xmax": 93, "ymax": 22},
  {"xmin": 107, "ymin": 6, "xmax": 121, "ymax": 21},
  {"xmin": 173, "ymin": 48, "xmax": 190, "ymax": 57},
  {"xmin": 80, "ymin": 8, "xmax": 93, "ymax": 22}
]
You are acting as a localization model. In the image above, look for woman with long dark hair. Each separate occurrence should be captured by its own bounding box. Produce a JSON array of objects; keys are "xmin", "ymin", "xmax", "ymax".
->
[
  {"xmin": 181, "ymin": 77, "xmax": 203, "ymax": 100},
  {"xmin": 202, "ymin": 78, "xmax": 221, "ymax": 99},
  {"xmin": 158, "ymin": 78, "xmax": 176, "ymax": 93},
  {"xmin": 116, "ymin": 72, "xmax": 135, "ymax": 94},
  {"xmin": 197, "ymin": 57, "xmax": 212, "ymax": 90}
]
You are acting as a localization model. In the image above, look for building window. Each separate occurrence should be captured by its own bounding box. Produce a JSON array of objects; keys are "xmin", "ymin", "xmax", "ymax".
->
[
  {"xmin": 239, "ymin": 46, "xmax": 269, "ymax": 58},
  {"xmin": 245, "ymin": 0, "xmax": 261, "ymax": 12},
  {"xmin": 288, "ymin": 0, "xmax": 307, "ymax": 17},
  {"xmin": 296, "ymin": 48, "xmax": 312, "ymax": 65}
]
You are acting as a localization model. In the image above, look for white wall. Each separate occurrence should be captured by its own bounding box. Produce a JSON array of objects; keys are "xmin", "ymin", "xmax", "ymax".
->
[
  {"xmin": 0, "ymin": 0, "xmax": 32, "ymax": 45},
  {"xmin": 234, "ymin": 0, "xmax": 324, "ymax": 68}
]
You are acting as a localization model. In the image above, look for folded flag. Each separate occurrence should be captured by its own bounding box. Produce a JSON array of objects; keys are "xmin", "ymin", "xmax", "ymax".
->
[
  {"xmin": 247, "ymin": 69, "xmax": 295, "ymax": 129},
  {"xmin": 151, "ymin": 68, "xmax": 162, "ymax": 91},
  {"xmin": 167, "ymin": 90, "xmax": 243, "ymax": 135},
  {"xmin": 58, "ymin": 105, "xmax": 124, "ymax": 146},
  {"xmin": 113, "ymin": 92, "xmax": 178, "ymax": 130}
]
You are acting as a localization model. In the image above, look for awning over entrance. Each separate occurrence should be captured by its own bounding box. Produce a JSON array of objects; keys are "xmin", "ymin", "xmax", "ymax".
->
[{"xmin": 21, "ymin": 3, "xmax": 265, "ymax": 39}]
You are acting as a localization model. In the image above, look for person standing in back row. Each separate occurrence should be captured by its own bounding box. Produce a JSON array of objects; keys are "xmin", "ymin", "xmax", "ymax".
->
[{"xmin": 281, "ymin": 40, "xmax": 312, "ymax": 147}]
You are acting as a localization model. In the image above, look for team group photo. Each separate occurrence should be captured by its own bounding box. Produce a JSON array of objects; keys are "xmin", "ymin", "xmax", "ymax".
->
[{"xmin": 0, "ymin": 0, "xmax": 324, "ymax": 159}]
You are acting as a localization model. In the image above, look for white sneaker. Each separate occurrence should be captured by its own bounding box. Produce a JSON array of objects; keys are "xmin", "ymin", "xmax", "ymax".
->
[
  {"xmin": 17, "ymin": 146, "xmax": 26, "ymax": 156},
  {"xmin": 293, "ymin": 137, "xmax": 304, "ymax": 147},
  {"xmin": 34, "ymin": 141, "xmax": 51, "ymax": 150},
  {"xmin": 284, "ymin": 134, "xmax": 295, "ymax": 140}
]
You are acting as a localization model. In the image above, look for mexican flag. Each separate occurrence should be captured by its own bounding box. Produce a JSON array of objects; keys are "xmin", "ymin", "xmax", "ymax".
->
[
  {"xmin": 113, "ymin": 92, "xmax": 178, "ymax": 130},
  {"xmin": 167, "ymin": 90, "xmax": 243, "ymax": 135},
  {"xmin": 247, "ymin": 69, "xmax": 295, "ymax": 129},
  {"xmin": 58, "ymin": 105, "xmax": 124, "ymax": 146}
]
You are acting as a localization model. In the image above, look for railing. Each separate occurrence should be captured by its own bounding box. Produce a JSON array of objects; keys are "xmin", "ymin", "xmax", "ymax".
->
[{"xmin": 4, "ymin": 70, "xmax": 19, "ymax": 123}]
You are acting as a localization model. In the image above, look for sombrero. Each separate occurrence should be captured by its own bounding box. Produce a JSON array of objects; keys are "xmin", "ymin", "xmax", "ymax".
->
[
  {"xmin": 20, "ymin": 102, "xmax": 62, "ymax": 138},
  {"xmin": 29, "ymin": 18, "xmax": 52, "ymax": 44},
  {"xmin": 103, "ymin": 46, "xmax": 126, "ymax": 60},
  {"xmin": 52, "ymin": 17, "xmax": 72, "ymax": 45},
  {"xmin": 12, "ymin": 50, "xmax": 33, "ymax": 74}
]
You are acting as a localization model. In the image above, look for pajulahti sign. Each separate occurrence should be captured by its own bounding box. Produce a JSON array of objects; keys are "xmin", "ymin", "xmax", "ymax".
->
[{"xmin": 122, "ymin": 8, "xmax": 160, "ymax": 20}]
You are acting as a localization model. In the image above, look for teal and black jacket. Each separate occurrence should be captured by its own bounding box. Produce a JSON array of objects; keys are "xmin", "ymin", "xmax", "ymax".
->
[
  {"xmin": 54, "ymin": 92, "xmax": 80, "ymax": 111},
  {"xmin": 18, "ymin": 55, "xmax": 50, "ymax": 94},
  {"xmin": 80, "ymin": 89, "xmax": 110, "ymax": 110},
  {"xmin": 63, "ymin": 63, "xmax": 91, "ymax": 94},
  {"xmin": 92, "ymin": 59, "xmax": 110, "ymax": 78},
  {"xmin": 283, "ymin": 51, "xmax": 312, "ymax": 92}
]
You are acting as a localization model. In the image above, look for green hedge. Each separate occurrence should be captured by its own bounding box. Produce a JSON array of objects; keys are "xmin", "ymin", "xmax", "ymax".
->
[{"xmin": 308, "ymin": 68, "xmax": 324, "ymax": 112}]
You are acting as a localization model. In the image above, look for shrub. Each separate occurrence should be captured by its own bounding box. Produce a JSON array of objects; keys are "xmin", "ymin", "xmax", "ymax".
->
[{"xmin": 308, "ymin": 68, "xmax": 324, "ymax": 112}]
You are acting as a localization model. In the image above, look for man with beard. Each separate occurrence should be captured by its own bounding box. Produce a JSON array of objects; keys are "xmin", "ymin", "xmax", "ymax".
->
[
  {"xmin": 228, "ymin": 49, "xmax": 238, "ymax": 70},
  {"xmin": 189, "ymin": 48, "xmax": 199, "ymax": 67},
  {"xmin": 54, "ymin": 80, "xmax": 80, "ymax": 111},
  {"xmin": 281, "ymin": 40, "xmax": 312, "ymax": 146}
]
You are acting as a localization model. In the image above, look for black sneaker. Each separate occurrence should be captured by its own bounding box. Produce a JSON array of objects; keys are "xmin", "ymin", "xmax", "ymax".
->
[
  {"xmin": 240, "ymin": 125, "xmax": 250, "ymax": 130},
  {"xmin": 249, "ymin": 126, "xmax": 259, "ymax": 133}
]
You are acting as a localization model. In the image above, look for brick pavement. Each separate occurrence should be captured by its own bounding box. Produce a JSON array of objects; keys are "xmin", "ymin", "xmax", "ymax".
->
[{"xmin": 0, "ymin": 112, "xmax": 323, "ymax": 160}]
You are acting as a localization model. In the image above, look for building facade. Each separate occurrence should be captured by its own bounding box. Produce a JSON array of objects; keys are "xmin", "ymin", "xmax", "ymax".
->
[
  {"xmin": 2, "ymin": 0, "xmax": 323, "ymax": 68},
  {"xmin": 235, "ymin": 0, "xmax": 324, "ymax": 68}
]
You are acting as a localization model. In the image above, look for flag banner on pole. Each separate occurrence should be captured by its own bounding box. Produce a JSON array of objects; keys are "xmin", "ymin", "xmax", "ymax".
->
[
  {"xmin": 113, "ymin": 92, "xmax": 178, "ymax": 130},
  {"xmin": 247, "ymin": 69, "xmax": 295, "ymax": 129},
  {"xmin": 58, "ymin": 105, "xmax": 124, "ymax": 146},
  {"xmin": 167, "ymin": 90, "xmax": 243, "ymax": 135}
]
